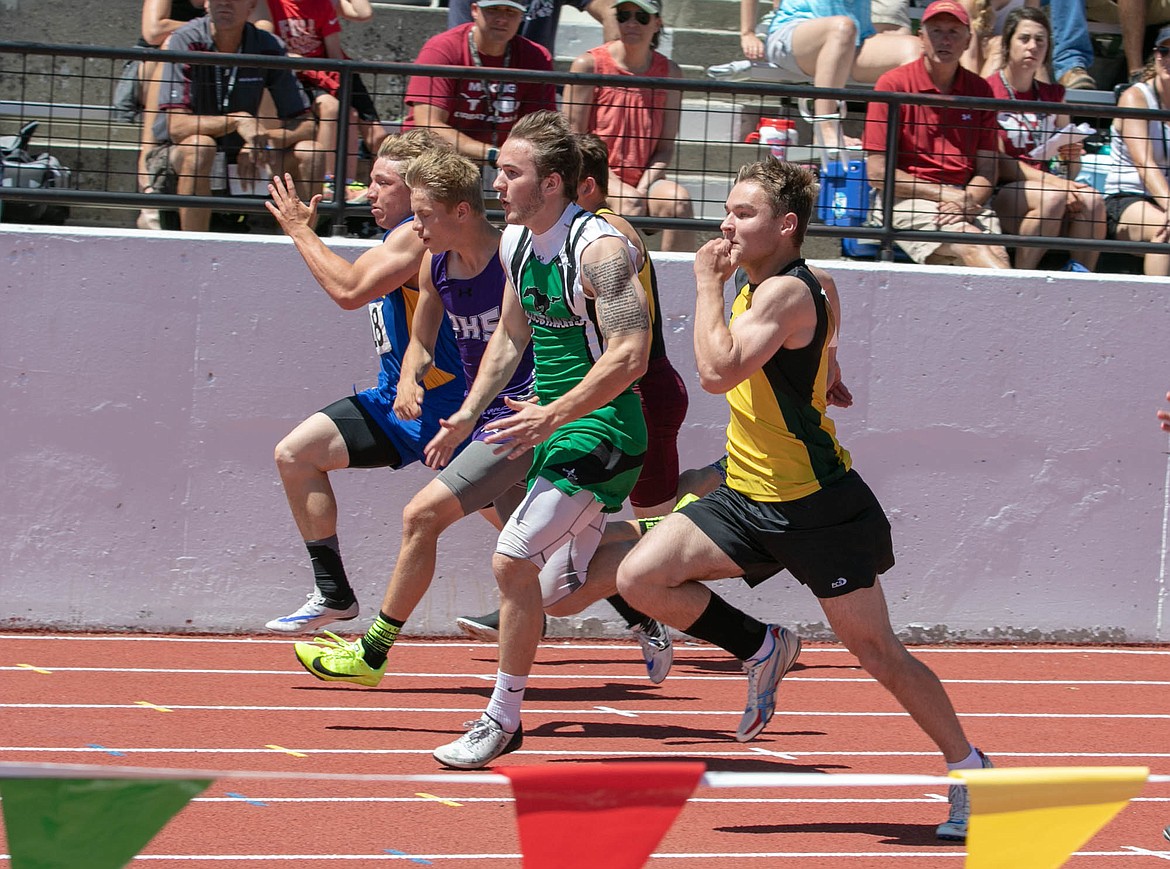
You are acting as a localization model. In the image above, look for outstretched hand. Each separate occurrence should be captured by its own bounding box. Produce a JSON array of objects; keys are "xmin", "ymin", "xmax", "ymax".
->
[
  {"xmin": 482, "ymin": 396, "xmax": 547, "ymax": 460},
  {"xmin": 1159, "ymin": 391, "xmax": 1170, "ymax": 434},
  {"xmin": 424, "ymin": 409, "xmax": 477, "ymax": 469},
  {"xmin": 266, "ymin": 172, "xmax": 320, "ymax": 235}
]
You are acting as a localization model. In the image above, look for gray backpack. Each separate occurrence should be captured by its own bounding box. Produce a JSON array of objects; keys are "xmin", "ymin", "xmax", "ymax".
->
[{"xmin": 1, "ymin": 121, "xmax": 72, "ymax": 224}]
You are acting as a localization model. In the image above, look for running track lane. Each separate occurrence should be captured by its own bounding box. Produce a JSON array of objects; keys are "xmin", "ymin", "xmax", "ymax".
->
[{"xmin": 0, "ymin": 634, "xmax": 1167, "ymax": 867}]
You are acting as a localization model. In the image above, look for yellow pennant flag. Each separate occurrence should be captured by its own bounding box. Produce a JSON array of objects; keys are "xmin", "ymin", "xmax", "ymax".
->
[{"xmin": 954, "ymin": 766, "xmax": 1149, "ymax": 869}]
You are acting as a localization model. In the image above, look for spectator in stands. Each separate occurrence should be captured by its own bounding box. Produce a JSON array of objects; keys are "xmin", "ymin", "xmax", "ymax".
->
[
  {"xmin": 872, "ymin": 0, "xmax": 912, "ymax": 34},
  {"xmin": 563, "ymin": 0, "xmax": 695, "ymax": 251},
  {"xmin": 1045, "ymin": 0, "xmax": 1097, "ymax": 89},
  {"xmin": 1102, "ymin": 24, "xmax": 1170, "ymax": 276},
  {"xmin": 738, "ymin": 0, "xmax": 922, "ymax": 156},
  {"xmin": 253, "ymin": 0, "xmax": 387, "ymax": 202},
  {"xmin": 404, "ymin": 0, "xmax": 556, "ymax": 179},
  {"xmin": 151, "ymin": 0, "xmax": 320, "ymax": 232},
  {"xmin": 862, "ymin": 0, "xmax": 1011, "ymax": 268},
  {"xmin": 987, "ymin": 7, "xmax": 1105, "ymax": 270},
  {"xmin": 134, "ymin": 0, "xmax": 207, "ymax": 230},
  {"xmin": 1087, "ymin": 0, "xmax": 1170, "ymax": 87},
  {"xmin": 447, "ymin": 0, "xmax": 618, "ymax": 55}
]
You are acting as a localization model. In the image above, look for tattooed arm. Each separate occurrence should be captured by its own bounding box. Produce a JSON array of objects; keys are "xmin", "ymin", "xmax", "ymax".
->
[{"xmin": 481, "ymin": 234, "xmax": 650, "ymax": 454}]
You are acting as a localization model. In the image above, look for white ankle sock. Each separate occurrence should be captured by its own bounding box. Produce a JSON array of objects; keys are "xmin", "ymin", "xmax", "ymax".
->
[
  {"xmin": 484, "ymin": 670, "xmax": 527, "ymax": 733},
  {"xmin": 946, "ymin": 745, "xmax": 982, "ymax": 771}
]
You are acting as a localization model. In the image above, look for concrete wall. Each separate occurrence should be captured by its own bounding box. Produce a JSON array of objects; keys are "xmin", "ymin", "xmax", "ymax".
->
[{"xmin": 3, "ymin": 224, "xmax": 1168, "ymax": 642}]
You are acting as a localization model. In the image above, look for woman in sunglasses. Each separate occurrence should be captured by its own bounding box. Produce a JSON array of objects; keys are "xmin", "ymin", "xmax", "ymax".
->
[
  {"xmin": 985, "ymin": 6, "xmax": 1105, "ymax": 271},
  {"xmin": 564, "ymin": 0, "xmax": 695, "ymax": 252},
  {"xmin": 1102, "ymin": 24, "xmax": 1170, "ymax": 276}
]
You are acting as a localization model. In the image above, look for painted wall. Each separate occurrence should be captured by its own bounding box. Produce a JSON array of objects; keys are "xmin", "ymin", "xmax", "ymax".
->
[{"xmin": 2, "ymin": 226, "xmax": 1167, "ymax": 642}]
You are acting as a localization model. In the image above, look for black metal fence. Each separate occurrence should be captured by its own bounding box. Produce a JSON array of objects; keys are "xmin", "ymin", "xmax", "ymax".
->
[{"xmin": 3, "ymin": 39, "xmax": 1170, "ymax": 269}]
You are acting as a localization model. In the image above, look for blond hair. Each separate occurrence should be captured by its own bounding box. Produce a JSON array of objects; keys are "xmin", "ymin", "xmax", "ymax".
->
[
  {"xmin": 402, "ymin": 148, "xmax": 485, "ymax": 215},
  {"xmin": 735, "ymin": 158, "xmax": 818, "ymax": 245}
]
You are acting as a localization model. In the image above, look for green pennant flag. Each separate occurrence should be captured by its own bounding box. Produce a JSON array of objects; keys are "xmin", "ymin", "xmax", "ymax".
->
[{"xmin": 0, "ymin": 777, "xmax": 211, "ymax": 869}]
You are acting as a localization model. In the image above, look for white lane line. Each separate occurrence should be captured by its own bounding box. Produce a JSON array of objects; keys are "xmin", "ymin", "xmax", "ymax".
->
[
  {"xmin": 2, "ymin": 666, "xmax": 1166, "ymax": 686},
  {"xmin": 1, "ymin": 703, "xmax": 1167, "ymax": 720},
  {"xmin": 3, "ymin": 747, "xmax": 1170, "ymax": 761},
  {"xmin": 2, "ymin": 635, "xmax": 1168, "ymax": 654},
  {"xmin": 0, "ymin": 850, "xmax": 1157, "ymax": 861},
  {"xmin": 1120, "ymin": 845, "xmax": 1170, "ymax": 860}
]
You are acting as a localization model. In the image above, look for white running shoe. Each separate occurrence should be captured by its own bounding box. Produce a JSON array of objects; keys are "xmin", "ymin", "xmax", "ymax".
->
[
  {"xmin": 264, "ymin": 591, "xmax": 358, "ymax": 634},
  {"xmin": 631, "ymin": 620, "xmax": 673, "ymax": 684},
  {"xmin": 706, "ymin": 59, "xmax": 753, "ymax": 81},
  {"xmin": 936, "ymin": 750, "xmax": 994, "ymax": 841},
  {"xmin": 433, "ymin": 715, "xmax": 523, "ymax": 769},
  {"xmin": 736, "ymin": 625, "xmax": 801, "ymax": 742}
]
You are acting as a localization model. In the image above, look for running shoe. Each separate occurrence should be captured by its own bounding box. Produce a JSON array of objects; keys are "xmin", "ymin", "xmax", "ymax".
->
[
  {"xmin": 455, "ymin": 609, "xmax": 547, "ymax": 642},
  {"xmin": 936, "ymin": 749, "xmax": 994, "ymax": 841},
  {"xmin": 293, "ymin": 631, "xmax": 386, "ymax": 687},
  {"xmin": 637, "ymin": 491, "xmax": 702, "ymax": 534},
  {"xmin": 736, "ymin": 624, "xmax": 802, "ymax": 742},
  {"xmin": 1163, "ymin": 825, "xmax": 1169, "ymax": 842},
  {"xmin": 265, "ymin": 591, "xmax": 358, "ymax": 634},
  {"xmin": 433, "ymin": 715, "xmax": 523, "ymax": 769},
  {"xmin": 631, "ymin": 619, "xmax": 673, "ymax": 684}
]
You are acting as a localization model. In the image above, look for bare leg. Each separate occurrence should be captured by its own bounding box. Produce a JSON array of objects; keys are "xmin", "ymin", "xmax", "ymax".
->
[
  {"xmin": 647, "ymin": 178, "xmax": 696, "ymax": 252},
  {"xmin": 819, "ymin": 580, "xmax": 972, "ymax": 762},
  {"xmin": 1118, "ymin": 0, "xmax": 1149, "ymax": 78},
  {"xmin": 1063, "ymin": 189, "xmax": 1106, "ymax": 270},
  {"xmin": 993, "ymin": 181, "xmax": 1066, "ymax": 270},
  {"xmin": 1115, "ymin": 200, "xmax": 1170, "ymax": 276},
  {"xmin": 273, "ymin": 411, "xmax": 351, "ymax": 542},
  {"xmin": 379, "ymin": 478, "xmax": 466, "ymax": 621},
  {"xmin": 172, "ymin": 134, "xmax": 216, "ymax": 232},
  {"xmin": 790, "ymin": 16, "xmax": 858, "ymax": 151},
  {"xmin": 494, "ymin": 553, "xmax": 547, "ymax": 677}
]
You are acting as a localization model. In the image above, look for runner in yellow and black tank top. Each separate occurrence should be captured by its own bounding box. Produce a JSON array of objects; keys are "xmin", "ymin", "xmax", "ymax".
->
[{"xmin": 725, "ymin": 259, "xmax": 851, "ymax": 502}]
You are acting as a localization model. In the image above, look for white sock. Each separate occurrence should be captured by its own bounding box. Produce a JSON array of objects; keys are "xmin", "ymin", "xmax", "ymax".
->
[
  {"xmin": 946, "ymin": 744, "xmax": 982, "ymax": 771},
  {"xmin": 484, "ymin": 670, "xmax": 526, "ymax": 733},
  {"xmin": 747, "ymin": 627, "xmax": 777, "ymax": 663}
]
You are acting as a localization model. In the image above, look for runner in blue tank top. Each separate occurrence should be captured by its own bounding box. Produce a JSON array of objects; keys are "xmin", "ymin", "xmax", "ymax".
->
[
  {"xmin": 263, "ymin": 130, "xmax": 467, "ymax": 635},
  {"xmin": 292, "ymin": 148, "xmax": 543, "ymax": 684}
]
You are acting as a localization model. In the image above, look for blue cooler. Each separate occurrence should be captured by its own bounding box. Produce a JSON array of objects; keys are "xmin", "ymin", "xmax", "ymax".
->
[{"xmin": 817, "ymin": 159, "xmax": 880, "ymax": 258}]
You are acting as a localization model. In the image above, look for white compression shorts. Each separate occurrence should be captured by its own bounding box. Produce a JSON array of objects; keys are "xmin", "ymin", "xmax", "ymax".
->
[{"xmin": 495, "ymin": 476, "xmax": 607, "ymax": 607}]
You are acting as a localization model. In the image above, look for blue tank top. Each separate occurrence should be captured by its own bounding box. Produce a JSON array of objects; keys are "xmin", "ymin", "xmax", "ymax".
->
[
  {"xmin": 369, "ymin": 222, "xmax": 464, "ymax": 400},
  {"xmin": 432, "ymin": 248, "xmax": 535, "ymax": 433}
]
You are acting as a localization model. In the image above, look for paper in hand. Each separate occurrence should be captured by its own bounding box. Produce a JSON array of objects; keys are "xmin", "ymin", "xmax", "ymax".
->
[{"xmin": 1027, "ymin": 123, "xmax": 1096, "ymax": 161}]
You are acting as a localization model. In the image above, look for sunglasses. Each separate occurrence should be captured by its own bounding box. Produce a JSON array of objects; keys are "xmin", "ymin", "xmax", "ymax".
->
[
  {"xmin": 1157, "ymin": 45, "xmax": 1170, "ymax": 57},
  {"xmin": 616, "ymin": 8, "xmax": 653, "ymax": 24}
]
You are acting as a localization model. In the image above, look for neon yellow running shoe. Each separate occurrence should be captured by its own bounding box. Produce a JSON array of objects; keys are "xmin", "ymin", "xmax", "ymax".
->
[
  {"xmin": 636, "ymin": 492, "xmax": 702, "ymax": 535},
  {"xmin": 294, "ymin": 630, "xmax": 386, "ymax": 687}
]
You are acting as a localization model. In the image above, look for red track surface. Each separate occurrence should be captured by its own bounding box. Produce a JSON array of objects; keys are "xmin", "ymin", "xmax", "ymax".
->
[{"xmin": 1, "ymin": 633, "xmax": 1168, "ymax": 867}]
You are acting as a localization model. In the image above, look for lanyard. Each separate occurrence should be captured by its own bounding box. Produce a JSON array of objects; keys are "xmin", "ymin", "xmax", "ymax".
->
[
  {"xmin": 997, "ymin": 69, "xmax": 1045, "ymax": 151},
  {"xmin": 467, "ymin": 28, "xmax": 511, "ymax": 145},
  {"xmin": 215, "ymin": 64, "xmax": 240, "ymax": 115}
]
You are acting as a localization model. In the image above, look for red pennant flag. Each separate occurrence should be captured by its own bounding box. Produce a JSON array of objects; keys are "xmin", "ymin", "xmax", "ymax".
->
[{"xmin": 501, "ymin": 762, "xmax": 705, "ymax": 869}]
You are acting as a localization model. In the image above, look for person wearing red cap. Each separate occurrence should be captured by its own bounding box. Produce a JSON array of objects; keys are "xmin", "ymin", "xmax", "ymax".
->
[{"xmin": 862, "ymin": 0, "xmax": 1011, "ymax": 268}]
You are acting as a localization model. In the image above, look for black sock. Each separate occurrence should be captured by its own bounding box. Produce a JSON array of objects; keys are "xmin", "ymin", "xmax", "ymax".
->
[
  {"xmin": 606, "ymin": 594, "xmax": 650, "ymax": 630},
  {"xmin": 306, "ymin": 535, "xmax": 354, "ymax": 607},
  {"xmin": 361, "ymin": 612, "xmax": 403, "ymax": 668},
  {"xmin": 685, "ymin": 591, "xmax": 768, "ymax": 661}
]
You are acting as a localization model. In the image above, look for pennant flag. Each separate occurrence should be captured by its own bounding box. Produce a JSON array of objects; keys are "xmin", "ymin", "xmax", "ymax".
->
[
  {"xmin": 0, "ymin": 777, "xmax": 212, "ymax": 869},
  {"xmin": 502, "ymin": 762, "xmax": 705, "ymax": 869},
  {"xmin": 956, "ymin": 766, "xmax": 1148, "ymax": 869}
]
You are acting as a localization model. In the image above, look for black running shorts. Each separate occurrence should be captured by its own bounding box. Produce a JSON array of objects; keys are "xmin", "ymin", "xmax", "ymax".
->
[
  {"xmin": 320, "ymin": 396, "xmax": 401, "ymax": 469},
  {"xmin": 678, "ymin": 469, "xmax": 895, "ymax": 598}
]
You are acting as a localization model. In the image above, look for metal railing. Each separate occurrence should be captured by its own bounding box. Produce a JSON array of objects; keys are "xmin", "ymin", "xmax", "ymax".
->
[{"xmin": 3, "ymin": 40, "xmax": 1170, "ymax": 268}]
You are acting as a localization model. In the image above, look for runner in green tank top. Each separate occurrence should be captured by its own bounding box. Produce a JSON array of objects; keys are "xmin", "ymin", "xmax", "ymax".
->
[{"xmin": 425, "ymin": 111, "xmax": 654, "ymax": 769}]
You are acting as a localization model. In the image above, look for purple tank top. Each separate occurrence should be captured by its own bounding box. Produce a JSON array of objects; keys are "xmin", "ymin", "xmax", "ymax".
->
[{"xmin": 432, "ymin": 250, "xmax": 535, "ymax": 438}]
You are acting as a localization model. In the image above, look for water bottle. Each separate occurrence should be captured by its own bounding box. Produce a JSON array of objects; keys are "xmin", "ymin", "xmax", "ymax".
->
[{"xmin": 746, "ymin": 118, "xmax": 798, "ymax": 161}]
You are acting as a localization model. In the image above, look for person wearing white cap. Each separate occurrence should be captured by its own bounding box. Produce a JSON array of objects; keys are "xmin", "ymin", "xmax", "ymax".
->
[
  {"xmin": 446, "ymin": 0, "xmax": 616, "ymax": 56},
  {"xmin": 404, "ymin": 0, "xmax": 556, "ymax": 175},
  {"xmin": 1101, "ymin": 23, "xmax": 1170, "ymax": 276}
]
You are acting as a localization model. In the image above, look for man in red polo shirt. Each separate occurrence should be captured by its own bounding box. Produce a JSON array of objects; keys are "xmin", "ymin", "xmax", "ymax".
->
[
  {"xmin": 404, "ymin": 0, "xmax": 557, "ymax": 181},
  {"xmin": 862, "ymin": 0, "xmax": 1010, "ymax": 268}
]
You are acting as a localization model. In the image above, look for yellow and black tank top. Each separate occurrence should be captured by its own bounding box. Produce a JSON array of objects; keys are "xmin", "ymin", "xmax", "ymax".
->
[{"xmin": 725, "ymin": 259, "xmax": 851, "ymax": 501}]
